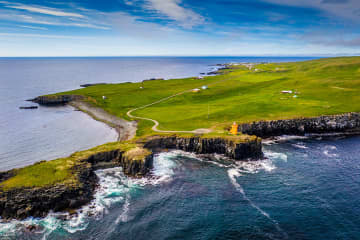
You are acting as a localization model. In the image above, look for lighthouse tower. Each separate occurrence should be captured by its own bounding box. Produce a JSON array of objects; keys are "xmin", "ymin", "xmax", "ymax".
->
[{"xmin": 230, "ymin": 122, "xmax": 238, "ymax": 135}]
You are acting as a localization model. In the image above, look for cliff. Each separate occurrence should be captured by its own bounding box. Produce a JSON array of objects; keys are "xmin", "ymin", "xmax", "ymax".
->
[
  {"xmin": 0, "ymin": 144, "xmax": 153, "ymax": 220},
  {"xmin": 239, "ymin": 112, "xmax": 360, "ymax": 137},
  {"xmin": 143, "ymin": 135, "xmax": 263, "ymax": 160}
]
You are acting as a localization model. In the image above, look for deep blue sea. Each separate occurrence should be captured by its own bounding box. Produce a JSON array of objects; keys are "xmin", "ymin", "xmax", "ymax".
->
[{"xmin": 3, "ymin": 57, "xmax": 359, "ymax": 240}]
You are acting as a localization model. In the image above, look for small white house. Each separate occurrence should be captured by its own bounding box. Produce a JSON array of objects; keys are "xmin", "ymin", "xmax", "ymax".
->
[
  {"xmin": 197, "ymin": 76, "xmax": 204, "ymax": 79},
  {"xmin": 281, "ymin": 90, "xmax": 293, "ymax": 94}
]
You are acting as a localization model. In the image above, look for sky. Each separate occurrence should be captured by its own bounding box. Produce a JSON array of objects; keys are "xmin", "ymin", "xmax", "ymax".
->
[{"xmin": 0, "ymin": 0, "xmax": 359, "ymax": 56}]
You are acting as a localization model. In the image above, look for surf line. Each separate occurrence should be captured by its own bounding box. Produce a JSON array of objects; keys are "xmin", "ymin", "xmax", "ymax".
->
[{"xmin": 227, "ymin": 168, "xmax": 289, "ymax": 239}]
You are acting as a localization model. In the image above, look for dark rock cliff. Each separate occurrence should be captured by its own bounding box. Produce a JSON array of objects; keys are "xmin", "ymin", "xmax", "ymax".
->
[
  {"xmin": 144, "ymin": 136, "xmax": 263, "ymax": 160},
  {"xmin": 239, "ymin": 113, "xmax": 360, "ymax": 137},
  {"xmin": 0, "ymin": 148, "xmax": 153, "ymax": 220},
  {"xmin": 29, "ymin": 95, "xmax": 84, "ymax": 105}
]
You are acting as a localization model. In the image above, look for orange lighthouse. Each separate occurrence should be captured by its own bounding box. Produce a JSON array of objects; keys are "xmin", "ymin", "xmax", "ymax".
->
[{"xmin": 230, "ymin": 122, "xmax": 238, "ymax": 135}]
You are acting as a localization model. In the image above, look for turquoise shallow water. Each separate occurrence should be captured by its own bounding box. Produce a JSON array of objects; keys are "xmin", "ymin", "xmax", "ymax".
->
[{"xmin": 1, "ymin": 135, "xmax": 360, "ymax": 239}]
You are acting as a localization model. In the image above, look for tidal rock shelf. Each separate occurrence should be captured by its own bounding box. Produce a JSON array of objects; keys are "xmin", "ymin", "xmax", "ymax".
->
[{"xmin": 239, "ymin": 112, "xmax": 360, "ymax": 138}]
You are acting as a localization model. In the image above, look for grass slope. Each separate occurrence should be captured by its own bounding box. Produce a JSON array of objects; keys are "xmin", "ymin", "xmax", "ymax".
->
[
  {"xmin": 0, "ymin": 142, "xmax": 136, "ymax": 190},
  {"xmin": 60, "ymin": 57, "xmax": 360, "ymax": 136}
]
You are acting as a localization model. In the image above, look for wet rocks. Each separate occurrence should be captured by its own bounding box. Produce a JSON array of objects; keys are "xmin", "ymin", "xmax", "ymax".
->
[{"xmin": 239, "ymin": 112, "xmax": 360, "ymax": 137}]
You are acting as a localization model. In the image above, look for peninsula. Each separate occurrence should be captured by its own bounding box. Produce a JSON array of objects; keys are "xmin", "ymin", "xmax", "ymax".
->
[{"xmin": 2, "ymin": 56, "xmax": 360, "ymax": 220}]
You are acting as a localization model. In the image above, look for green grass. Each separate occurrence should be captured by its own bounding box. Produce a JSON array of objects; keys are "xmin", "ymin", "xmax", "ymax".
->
[
  {"xmin": 0, "ymin": 142, "xmax": 137, "ymax": 190},
  {"xmin": 59, "ymin": 56, "xmax": 360, "ymax": 136}
]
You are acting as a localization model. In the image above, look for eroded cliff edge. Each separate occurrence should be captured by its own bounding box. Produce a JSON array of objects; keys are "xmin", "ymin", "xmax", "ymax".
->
[
  {"xmin": 143, "ymin": 135, "xmax": 263, "ymax": 160},
  {"xmin": 239, "ymin": 113, "xmax": 360, "ymax": 138},
  {"xmin": 0, "ymin": 135, "xmax": 262, "ymax": 220},
  {"xmin": 0, "ymin": 143, "xmax": 153, "ymax": 220}
]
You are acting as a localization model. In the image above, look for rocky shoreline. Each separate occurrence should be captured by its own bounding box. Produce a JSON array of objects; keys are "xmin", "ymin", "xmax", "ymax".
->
[
  {"xmin": 0, "ymin": 134, "xmax": 262, "ymax": 220},
  {"xmin": 0, "ymin": 146, "xmax": 154, "ymax": 220},
  {"xmin": 239, "ymin": 113, "xmax": 360, "ymax": 138}
]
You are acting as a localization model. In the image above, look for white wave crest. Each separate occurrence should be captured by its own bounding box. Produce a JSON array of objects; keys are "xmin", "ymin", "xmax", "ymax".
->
[
  {"xmin": 264, "ymin": 150, "xmax": 288, "ymax": 162},
  {"xmin": 292, "ymin": 142, "xmax": 308, "ymax": 149},
  {"xmin": 323, "ymin": 145, "xmax": 338, "ymax": 157},
  {"xmin": 263, "ymin": 135, "xmax": 308, "ymax": 145}
]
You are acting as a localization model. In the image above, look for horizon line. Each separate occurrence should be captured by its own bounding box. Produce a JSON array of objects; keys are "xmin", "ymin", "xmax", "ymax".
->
[{"xmin": 0, "ymin": 54, "xmax": 356, "ymax": 58}]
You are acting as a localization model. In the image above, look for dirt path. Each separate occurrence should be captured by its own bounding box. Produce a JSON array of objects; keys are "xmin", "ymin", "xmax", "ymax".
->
[{"xmin": 126, "ymin": 78, "xmax": 232, "ymax": 134}]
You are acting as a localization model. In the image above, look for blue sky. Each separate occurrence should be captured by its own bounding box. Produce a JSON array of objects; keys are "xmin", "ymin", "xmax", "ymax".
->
[{"xmin": 0, "ymin": 0, "xmax": 359, "ymax": 56}]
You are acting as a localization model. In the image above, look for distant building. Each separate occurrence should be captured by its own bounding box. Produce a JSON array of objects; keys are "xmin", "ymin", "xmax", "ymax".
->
[
  {"xmin": 281, "ymin": 90, "xmax": 293, "ymax": 94},
  {"xmin": 197, "ymin": 76, "xmax": 204, "ymax": 79},
  {"xmin": 192, "ymin": 88, "xmax": 201, "ymax": 93}
]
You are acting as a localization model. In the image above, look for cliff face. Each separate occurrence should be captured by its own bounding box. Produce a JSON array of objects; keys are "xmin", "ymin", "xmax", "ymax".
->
[
  {"xmin": 0, "ymin": 147, "xmax": 153, "ymax": 220},
  {"xmin": 144, "ymin": 136, "xmax": 263, "ymax": 160},
  {"xmin": 0, "ymin": 165, "xmax": 97, "ymax": 220},
  {"xmin": 239, "ymin": 113, "xmax": 360, "ymax": 137},
  {"xmin": 30, "ymin": 95, "xmax": 84, "ymax": 105}
]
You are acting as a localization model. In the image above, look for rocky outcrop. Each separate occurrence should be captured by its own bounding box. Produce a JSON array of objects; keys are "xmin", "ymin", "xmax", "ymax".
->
[
  {"xmin": 144, "ymin": 136, "xmax": 263, "ymax": 160},
  {"xmin": 29, "ymin": 95, "xmax": 84, "ymax": 105},
  {"xmin": 239, "ymin": 113, "xmax": 360, "ymax": 137},
  {"xmin": 0, "ymin": 147, "xmax": 153, "ymax": 220},
  {"xmin": 80, "ymin": 83, "xmax": 107, "ymax": 88},
  {"xmin": 0, "ymin": 165, "xmax": 97, "ymax": 220}
]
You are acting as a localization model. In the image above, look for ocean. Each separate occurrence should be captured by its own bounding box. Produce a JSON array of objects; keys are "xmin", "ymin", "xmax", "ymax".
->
[{"xmin": 4, "ymin": 57, "xmax": 359, "ymax": 240}]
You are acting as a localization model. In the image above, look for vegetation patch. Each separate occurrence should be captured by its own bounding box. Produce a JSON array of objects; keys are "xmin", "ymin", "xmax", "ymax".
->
[{"xmin": 0, "ymin": 142, "xmax": 137, "ymax": 190}]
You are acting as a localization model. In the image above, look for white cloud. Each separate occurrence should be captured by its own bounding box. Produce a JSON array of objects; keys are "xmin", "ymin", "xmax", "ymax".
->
[
  {"xmin": 0, "ymin": 32, "xmax": 93, "ymax": 39},
  {"xmin": 0, "ymin": 9, "xmax": 111, "ymax": 30},
  {"xmin": 144, "ymin": 0, "xmax": 204, "ymax": 28},
  {"xmin": 0, "ymin": 1, "xmax": 85, "ymax": 18},
  {"xmin": 18, "ymin": 25, "xmax": 48, "ymax": 30}
]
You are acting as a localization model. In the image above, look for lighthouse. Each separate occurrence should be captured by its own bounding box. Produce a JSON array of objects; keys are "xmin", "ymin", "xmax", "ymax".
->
[{"xmin": 230, "ymin": 122, "xmax": 238, "ymax": 135}]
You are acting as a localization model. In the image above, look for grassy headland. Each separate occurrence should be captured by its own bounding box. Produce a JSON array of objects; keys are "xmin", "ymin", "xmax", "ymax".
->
[
  {"xmin": 58, "ymin": 56, "xmax": 360, "ymax": 136},
  {"xmin": 0, "ymin": 142, "xmax": 137, "ymax": 190}
]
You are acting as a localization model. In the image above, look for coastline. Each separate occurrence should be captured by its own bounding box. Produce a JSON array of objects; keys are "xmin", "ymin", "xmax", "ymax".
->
[
  {"xmin": 2, "ymin": 56, "xmax": 360, "ymax": 222},
  {"xmin": 70, "ymin": 101, "xmax": 137, "ymax": 141}
]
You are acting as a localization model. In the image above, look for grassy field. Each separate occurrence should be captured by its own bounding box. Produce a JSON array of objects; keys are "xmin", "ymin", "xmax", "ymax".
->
[{"xmin": 60, "ymin": 57, "xmax": 360, "ymax": 136}]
